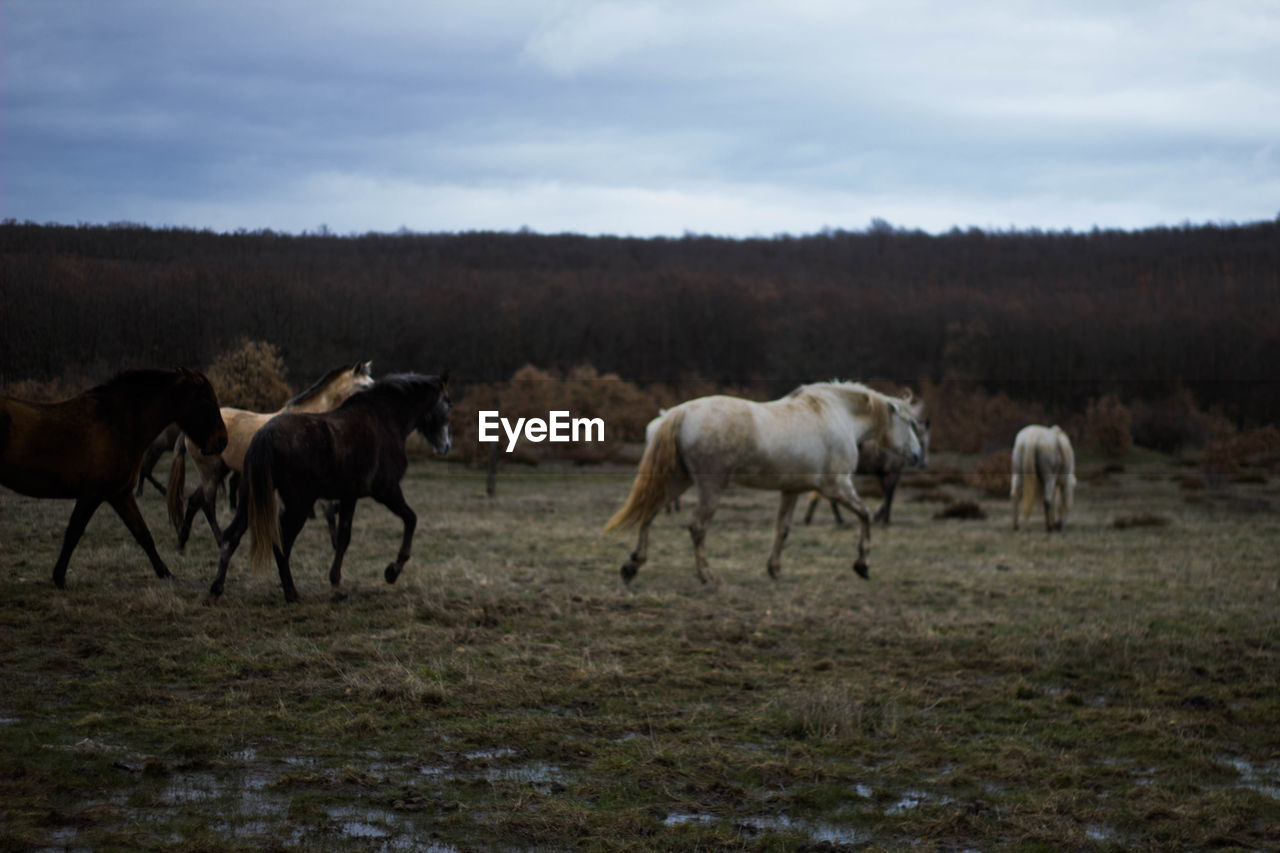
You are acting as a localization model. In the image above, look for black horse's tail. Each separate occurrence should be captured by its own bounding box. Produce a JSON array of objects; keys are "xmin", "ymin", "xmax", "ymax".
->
[
  {"xmin": 245, "ymin": 435, "xmax": 280, "ymax": 574},
  {"xmin": 166, "ymin": 434, "xmax": 189, "ymax": 534}
]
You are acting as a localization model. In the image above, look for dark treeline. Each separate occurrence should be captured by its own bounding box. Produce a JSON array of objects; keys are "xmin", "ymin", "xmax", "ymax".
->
[{"xmin": 2, "ymin": 219, "xmax": 1278, "ymax": 424}]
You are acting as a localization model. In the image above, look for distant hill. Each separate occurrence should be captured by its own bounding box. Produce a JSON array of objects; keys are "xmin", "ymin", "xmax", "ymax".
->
[{"xmin": 2, "ymin": 219, "xmax": 1277, "ymax": 424}]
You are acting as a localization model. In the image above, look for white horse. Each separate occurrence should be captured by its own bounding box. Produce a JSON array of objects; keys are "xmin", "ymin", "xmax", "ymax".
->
[
  {"xmin": 1011, "ymin": 425, "xmax": 1076, "ymax": 532},
  {"xmin": 605, "ymin": 382, "xmax": 926, "ymax": 584},
  {"xmin": 644, "ymin": 409, "xmax": 669, "ymax": 446}
]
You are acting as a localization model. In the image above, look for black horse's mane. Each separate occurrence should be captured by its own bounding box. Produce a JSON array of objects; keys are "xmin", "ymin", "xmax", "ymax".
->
[
  {"xmin": 285, "ymin": 362, "xmax": 364, "ymax": 408},
  {"xmin": 88, "ymin": 368, "xmax": 187, "ymax": 397},
  {"xmin": 370, "ymin": 373, "xmax": 440, "ymax": 397}
]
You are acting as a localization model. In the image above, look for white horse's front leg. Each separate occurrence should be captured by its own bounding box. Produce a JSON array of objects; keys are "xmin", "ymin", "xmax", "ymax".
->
[
  {"xmin": 825, "ymin": 476, "xmax": 873, "ymax": 579},
  {"xmin": 766, "ymin": 491, "xmax": 800, "ymax": 578}
]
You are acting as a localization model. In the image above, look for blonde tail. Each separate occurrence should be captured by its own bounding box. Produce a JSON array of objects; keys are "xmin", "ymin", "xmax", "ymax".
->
[
  {"xmin": 1021, "ymin": 443, "xmax": 1043, "ymax": 522},
  {"xmin": 604, "ymin": 410, "xmax": 683, "ymax": 533}
]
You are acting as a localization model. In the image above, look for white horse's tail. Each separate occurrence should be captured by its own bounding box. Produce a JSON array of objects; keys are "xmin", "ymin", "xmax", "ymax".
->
[
  {"xmin": 1015, "ymin": 438, "xmax": 1041, "ymax": 521},
  {"xmin": 605, "ymin": 409, "xmax": 684, "ymax": 533}
]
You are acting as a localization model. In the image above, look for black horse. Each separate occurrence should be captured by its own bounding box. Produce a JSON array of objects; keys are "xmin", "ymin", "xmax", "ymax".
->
[
  {"xmin": 209, "ymin": 373, "xmax": 451, "ymax": 603},
  {"xmin": 1, "ymin": 369, "xmax": 227, "ymax": 588}
]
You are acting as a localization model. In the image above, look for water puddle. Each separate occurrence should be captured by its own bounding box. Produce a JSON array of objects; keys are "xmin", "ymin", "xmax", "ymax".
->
[
  {"xmin": 663, "ymin": 811, "xmax": 867, "ymax": 844},
  {"xmin": 1086, "ymin": 823, "xmax": 1118, "ymax": 842},
  {"xmin": 1219, "ymin": 756, "xmax": 1280, "ymax": 799},
  {"xmin": 326, "ymin": 805, "xmax": 396, "ymax": 838},
  {"xmin": 464, "ymin": 747, "xmax": 516, "ymax": 761},
  {"xmin": 884, "ymin": 789, "xmax": 952, "ymax": 815},
  {"xmin": 485, "ymin": 760, "xmax": 565, "ymax": 793}
]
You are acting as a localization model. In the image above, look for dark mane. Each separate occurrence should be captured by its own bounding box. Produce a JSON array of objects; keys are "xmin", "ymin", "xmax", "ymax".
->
[
  {"xmin": 87, "ymin": 369, "xmax": 183, "ymax": 397},
  {"xmin": 368, "ymin": 373, "xmax": 439, "ymax": 398},
  {"xmin": 286, "ymin": 362, "xmax": 358, "ymax": 407},
  {"xmin": 333, "ymin": 373, "xmax": 438, "ymax": 409}
]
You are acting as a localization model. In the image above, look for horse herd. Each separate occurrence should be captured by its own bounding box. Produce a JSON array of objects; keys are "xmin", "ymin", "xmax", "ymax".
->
[{"xmin": 0, "ymin": 364, "xmax": 1076, "ymax": 603}]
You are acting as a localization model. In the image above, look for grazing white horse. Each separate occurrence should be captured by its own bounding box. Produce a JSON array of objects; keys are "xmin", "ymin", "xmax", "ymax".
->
[
  {"xmin": 606, "ymin": 382, "xmax": 926, "ymax": 585},
  {"xmin": 1011, "ymin": 425, "xmax": 1076, "ymax": 532}
]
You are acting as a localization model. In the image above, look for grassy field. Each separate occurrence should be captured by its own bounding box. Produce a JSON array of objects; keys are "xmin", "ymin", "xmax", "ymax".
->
[{"xmin": 1, "ymin": 448, "xmax": 1278, "ymax": 851}]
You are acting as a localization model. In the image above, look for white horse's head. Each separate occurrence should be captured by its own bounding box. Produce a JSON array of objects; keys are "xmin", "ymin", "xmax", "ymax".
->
[{"xmin": 886, "ymin": 399, "xmax": 928, "ymax": 468}]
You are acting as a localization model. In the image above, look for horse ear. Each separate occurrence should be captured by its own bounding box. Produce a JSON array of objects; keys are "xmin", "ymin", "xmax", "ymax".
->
[
  {"xmin": 362, "ymin": 360, "xmax": 373, "ymax": 377},
  {"xmin": 439, "ymin": 370, "xmax": 450, "ymax": 387}
]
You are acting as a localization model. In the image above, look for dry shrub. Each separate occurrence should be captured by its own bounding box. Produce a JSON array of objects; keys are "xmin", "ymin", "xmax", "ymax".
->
[
  {"xmin": 1113, "ymin": 513, "xmax": 1170, "ymax": 529},
  {"xmin": 204, "ymin": 338, "xmax": 291, "ymax": 411},
  {"xmin": 970, "ymin": 451, "xmax": 1011, "ymax": 497},
  {"xmin": 1201, "ymin": 441, "xmax": 1239, "ymax": 487},
  {"xmin": 1, "ymin": 376, "xmax": 75, "ymax": 402},
  {"xmin": 1224, "ymin": 425, "xmax": 1280, "ymax": 464},
  {"xmin": 920, "ymin": 380, "xmax": 1047, "ymax": 454},
  {"xmin": 1085, "ymin": 394, "xmax": 1133, "ymax": 457},
  {"xmin": 934, "ymin": 500, "xmax": 988, "ymax": 520},
  {"xmin": 1130, "ymin": 389, "xmax": 1207, "ymax": 454},
  {"xmin": 451, "ymin": 363, "xmax": 661, "ymax": 465}
]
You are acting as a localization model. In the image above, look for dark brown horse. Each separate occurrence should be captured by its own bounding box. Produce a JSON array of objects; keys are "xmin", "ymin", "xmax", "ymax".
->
[
  {"xmin": 209, "ymin": 373, "xmax": 451, "ymax": 603},
  {"xmin": 801, "ymin": 431, "xmax": 930, "ymax": 527},
  {"xmin": 1, "ymin": 369, "xmax": 227, "ymax": 588}
]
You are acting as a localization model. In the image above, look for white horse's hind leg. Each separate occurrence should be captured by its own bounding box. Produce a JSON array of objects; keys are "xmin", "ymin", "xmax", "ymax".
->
[
  {"xmin": 621, "ymin": 473, "xmax": 689, "ymax": 584},
  {"xmin": 1035, "ymin": 448, "xmax": 1058, "ymax": 533},
  {"xmin": 1042, "ymin": 478, "xmax": 1058, "ymax": 532},
  {"xmin": 688, "ymin": 475, "xmax": 727, "ymax": 585},
  {"xmin": 621, "ymin": 513, "xmax": 658, "ymax": 584},
  {"xmin": 766, "ymin": 491, "xmax": 800, "ymax": 579},
  {"xmin": 1052, "ymin": 478, "xmax": 1068, "ymax": 531},
  {"xmin": 1010, "ymin": 471, "xmax": 1023, "ymax": 530}
]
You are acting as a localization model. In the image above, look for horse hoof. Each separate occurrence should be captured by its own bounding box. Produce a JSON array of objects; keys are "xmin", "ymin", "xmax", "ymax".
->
[
  {"xmin": 620, "ymin": 563, "xmax": 637, "ymax": 584},
  {"xmin": 766, "ymin": 564, "xmax": 780, "ymax": 580},
  {"xmin": 385, "ymin": 564, "xmax": 401, "ymax": 584},
  {"xmin": 853, "ymin": 561, "xmax": 870, "ymax": 579},
  {"xmin": 201, "ymin": 594, "xmax": 220, "ymax": 607},
  {"xmin": 284, "ymin": 591, "xmax": 300, "ymax": 604}
]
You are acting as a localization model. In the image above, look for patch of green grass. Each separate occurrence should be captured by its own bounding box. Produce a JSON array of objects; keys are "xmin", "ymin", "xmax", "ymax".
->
[{"xmin": 2, "ymin": 456, "xmax": 1279, "ymax": 849}]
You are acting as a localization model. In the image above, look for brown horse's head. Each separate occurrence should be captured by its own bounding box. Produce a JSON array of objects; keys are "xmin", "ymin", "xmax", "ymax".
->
[{"xmin": 175, "ymin": 369, "xmax": 228, "ymax": 456}]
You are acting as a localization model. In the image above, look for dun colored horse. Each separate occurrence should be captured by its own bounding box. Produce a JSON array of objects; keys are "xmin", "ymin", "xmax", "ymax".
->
[
  {"xmin": 135, "ymin": 422, "xmax": 182, "ymax": 496},
  {"xmin": 208, "ymin": 373, "xmax": 451, "ymax": 603},
  {"xmin": 167, "ymin": 361, "xmax": 373, "ymax": 549},
  {"xmin": 1011, "ymin": 424, "xmax": 1076, "ymax": 531},
  {"xmin": 1, "ymin": 369, "xmax": 227, "ymax": 587},
  {"xmin": 605, "ymin": 382, "xmax": 926, "ymax": 585}
]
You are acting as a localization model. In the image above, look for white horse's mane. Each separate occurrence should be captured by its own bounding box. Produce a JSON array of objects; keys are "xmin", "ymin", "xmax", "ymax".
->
[{"xmin": 789, "ymin": 380, "xmax": 924, "ymax": 418}]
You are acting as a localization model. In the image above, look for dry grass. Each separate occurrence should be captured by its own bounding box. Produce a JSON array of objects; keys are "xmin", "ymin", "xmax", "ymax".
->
[{"xmin": 2, "ymin": 449, "xmax": 1278, "ymax": 850}]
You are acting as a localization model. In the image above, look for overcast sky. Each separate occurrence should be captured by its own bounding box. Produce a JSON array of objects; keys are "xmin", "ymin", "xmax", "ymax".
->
[{"xmin": 4, "ymin": 0, "xmax": 1278, "ymax": 237}]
